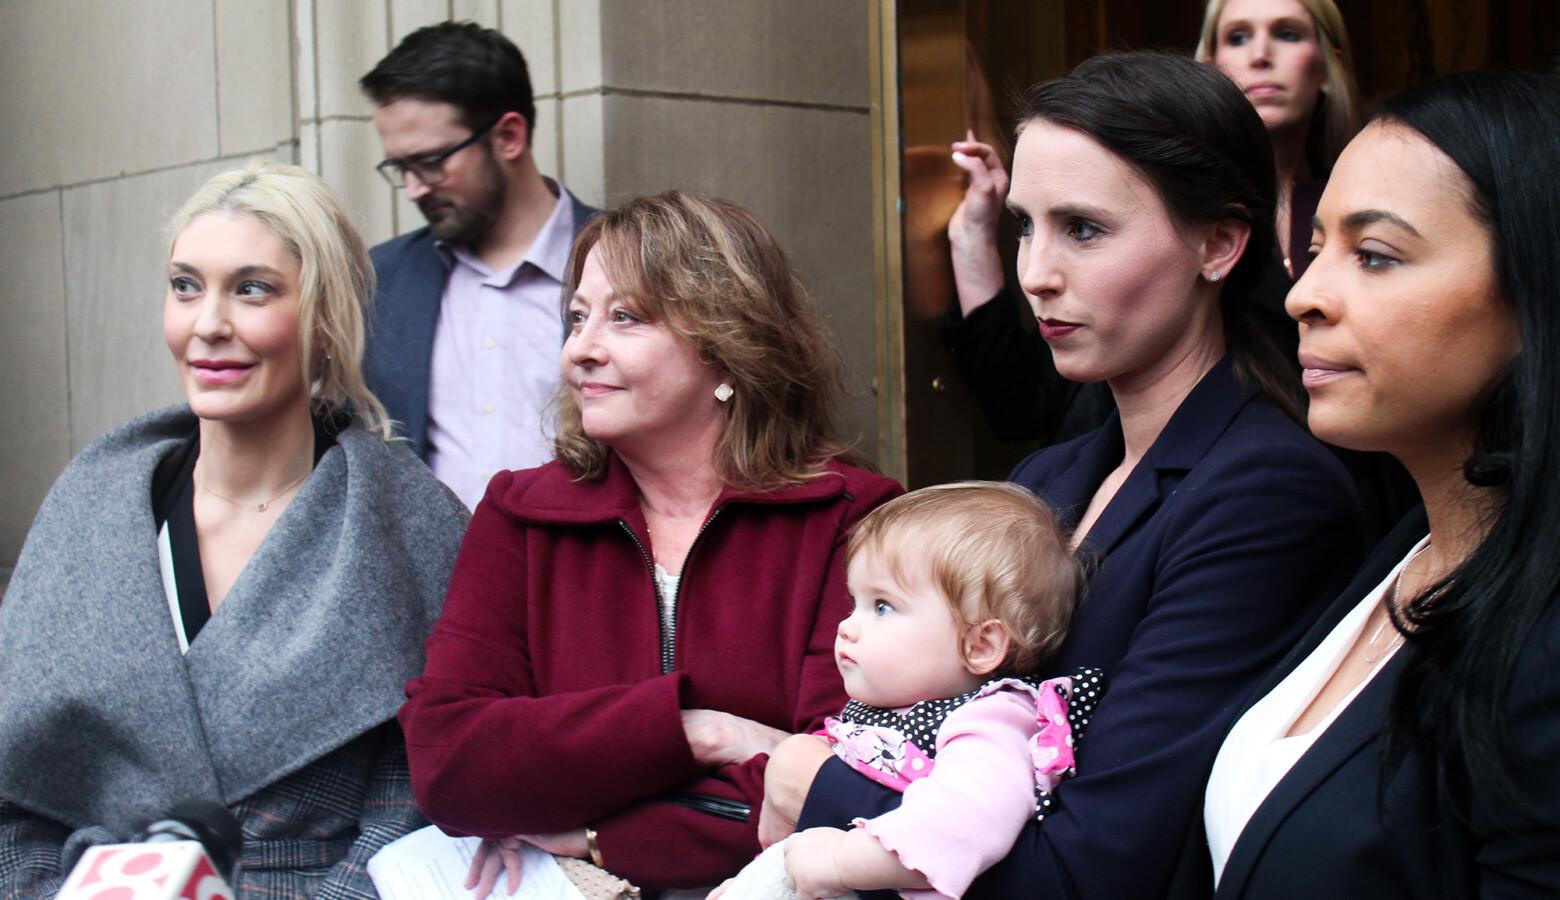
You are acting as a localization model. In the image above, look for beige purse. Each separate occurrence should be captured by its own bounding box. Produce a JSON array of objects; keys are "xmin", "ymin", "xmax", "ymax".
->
[{"xmin": 553, "ymin": 856, "xmax": 641, "ymax": 900}]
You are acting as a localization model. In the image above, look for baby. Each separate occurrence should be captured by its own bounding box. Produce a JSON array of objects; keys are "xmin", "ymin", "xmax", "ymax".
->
[{"xmin": 717, "ymin": 481, "xmax": 1098, "ymax": 900}]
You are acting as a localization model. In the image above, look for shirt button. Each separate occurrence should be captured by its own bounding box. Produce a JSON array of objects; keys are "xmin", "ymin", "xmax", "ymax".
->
[
  {"xmin": 483, "ymin": 403, "xmax": 494, "ymax": 414},
  {"xmin": 481, "ymin": 470, "xmax": 493, "ymax": 479},
  {"xmin": 485, "ymin": 338, "xmax": 496, "ymax": 349}
]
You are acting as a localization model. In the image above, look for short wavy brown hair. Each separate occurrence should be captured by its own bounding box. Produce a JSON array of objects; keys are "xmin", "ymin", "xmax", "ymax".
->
[
  {"xmin": 846, "ymin": 482, "xmax": 1085, "ymax": 678},
  {"xmin": 553, "ymin": 191, "xmax": 861, "ymax": 489}
]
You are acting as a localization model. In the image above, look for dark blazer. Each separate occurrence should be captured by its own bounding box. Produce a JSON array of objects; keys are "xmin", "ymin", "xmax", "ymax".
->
[
  {"xmin": 801, "ymin": 356, "xmax": 1365, "ymax": 900},
  {"xmin": 365, "ymin": 190, "xmax": 598, "ymax": 458},
  {"xmin": 1169, "ymin": 509, "xmax": 1560, "ymax": 899}
]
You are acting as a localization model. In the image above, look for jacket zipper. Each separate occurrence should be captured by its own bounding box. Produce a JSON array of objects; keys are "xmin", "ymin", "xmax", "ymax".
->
[
  {"xmin": 663, "ymin": 792, "xmax": 751, "ymax": 823},
  {"xmin": 619, "ymin": 506, "xmax": 722, "ymax": 675},
  {"xmin": 622, "ymin": 507, "xmax": 751, "ymax": 823}
]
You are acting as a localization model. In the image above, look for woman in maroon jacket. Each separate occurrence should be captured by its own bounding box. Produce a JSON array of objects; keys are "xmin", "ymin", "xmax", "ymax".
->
[{"xmin": 398, "ymin": 191, "xmax": 902, "ymax": 896}]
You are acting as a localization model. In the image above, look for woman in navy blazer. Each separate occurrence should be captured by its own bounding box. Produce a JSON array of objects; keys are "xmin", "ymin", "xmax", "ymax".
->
[
  {"xmin": 765, "ymin": 52, "xmax": 1364, "ymax": 900},
  {"xmin": 1176, "ymin": 71, "xmax": 1560, "ymax": 899}
]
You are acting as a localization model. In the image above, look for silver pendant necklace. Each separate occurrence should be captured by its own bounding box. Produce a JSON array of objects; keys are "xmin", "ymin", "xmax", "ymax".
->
[{"xmin": 1365, "ymin": 543, "xmax": 1428, "ymax": 663}]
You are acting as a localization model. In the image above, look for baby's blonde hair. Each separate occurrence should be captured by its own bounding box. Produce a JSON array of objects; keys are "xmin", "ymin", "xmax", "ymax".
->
[{"xmin": 846, "ymin": 482, "xmax": 1085, "ymax": 677}]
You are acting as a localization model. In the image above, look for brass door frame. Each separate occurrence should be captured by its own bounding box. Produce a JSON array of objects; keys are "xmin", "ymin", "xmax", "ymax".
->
[
  {"xmin": 870, "ymin": 0, "xmax": 1070, "ymax": 488},
  {"xmin": 868, "ymin": 0, "xmax": 907, "ymax": 485}
]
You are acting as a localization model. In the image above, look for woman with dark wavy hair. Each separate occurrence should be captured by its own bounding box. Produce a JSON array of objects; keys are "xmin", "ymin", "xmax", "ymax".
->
[
  {"xmin": 1185, "ymin": 70, "xmax": 1560, "ymax": 898},
  {"xmin": 1196, "ymin": 0, "xmax": 1362, "ymax": 286}
]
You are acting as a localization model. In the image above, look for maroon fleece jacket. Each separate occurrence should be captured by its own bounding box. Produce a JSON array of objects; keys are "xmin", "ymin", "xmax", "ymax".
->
[{"xmin": 401, "ymin": 454, "xmax": 902, "ymax": 889}]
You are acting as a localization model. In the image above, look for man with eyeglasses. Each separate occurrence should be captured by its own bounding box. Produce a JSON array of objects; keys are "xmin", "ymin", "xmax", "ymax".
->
[{"xmin": 360, "ymin": 21, "xmax": 596, "ymax": 510}]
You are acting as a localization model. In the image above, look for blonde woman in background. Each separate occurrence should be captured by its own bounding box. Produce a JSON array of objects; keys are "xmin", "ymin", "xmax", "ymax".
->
[{"xmin": 1196, "ymin": 0, "xmax": 1362, "ymax": 285}]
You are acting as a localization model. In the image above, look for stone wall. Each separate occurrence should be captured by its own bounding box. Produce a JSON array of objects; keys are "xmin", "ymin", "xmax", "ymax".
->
[{"xmin": 0, "ymin": 0, "xmax": 877, "ymax": 587}]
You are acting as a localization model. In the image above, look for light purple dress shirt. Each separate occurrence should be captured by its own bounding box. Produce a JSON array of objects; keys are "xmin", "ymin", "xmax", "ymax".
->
[{"xmin": 425, "ymin": 180, "xmax": 577, "ymax": 510}]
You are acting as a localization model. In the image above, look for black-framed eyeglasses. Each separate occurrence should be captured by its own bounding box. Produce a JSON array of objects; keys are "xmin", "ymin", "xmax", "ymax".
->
[{"xmin": 374, "ymin": 119, "xmax": 498, "ymax": 188}]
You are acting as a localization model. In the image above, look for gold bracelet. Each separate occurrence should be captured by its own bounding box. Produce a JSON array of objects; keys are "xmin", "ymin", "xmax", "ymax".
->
[{"xmin": 585, "ymin": 826, "xmax": 605, "ymax": 868}]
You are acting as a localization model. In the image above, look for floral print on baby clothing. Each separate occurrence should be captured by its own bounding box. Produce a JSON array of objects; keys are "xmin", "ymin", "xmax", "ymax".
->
[{"xmin": 822, "ymin": 667, "xmax": 1105, "ymax": 821}]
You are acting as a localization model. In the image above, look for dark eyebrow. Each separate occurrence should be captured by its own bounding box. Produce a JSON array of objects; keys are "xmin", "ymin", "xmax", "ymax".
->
[
  {"xmin": 1048, "ymin": 203, "xmax": 1107, "ymax": 220},
  {"xmin": 390, "ymin": 137, "xmax": 468, "ymax": 164},
  {"xmin": 1005, "ymin": 200, "xmax": 1029, "ymax": 218},
  {"xmin": 1342, "ymin": 210, "xmax": 1421, "ymax": 237},
  {"xmin": 170, "ymin": 261, "xmax": 198, "ymax": 274}
]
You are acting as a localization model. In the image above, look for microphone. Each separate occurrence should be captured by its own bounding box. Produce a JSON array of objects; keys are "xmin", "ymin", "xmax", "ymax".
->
[{"xmin": 58, "ymin": 800, "xmax": 244, "ymax": 900}]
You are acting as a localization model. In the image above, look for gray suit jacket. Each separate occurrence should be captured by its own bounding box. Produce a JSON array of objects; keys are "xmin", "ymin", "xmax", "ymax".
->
[{"xmin": 365, "ymin": 188, "xmax": 598, "ymax": 459}]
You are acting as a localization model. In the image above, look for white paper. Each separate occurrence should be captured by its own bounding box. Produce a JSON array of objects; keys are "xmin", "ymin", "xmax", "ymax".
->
[{"xmin": 368, "ymin": 826, "xmax": 586, "ymax": 900}]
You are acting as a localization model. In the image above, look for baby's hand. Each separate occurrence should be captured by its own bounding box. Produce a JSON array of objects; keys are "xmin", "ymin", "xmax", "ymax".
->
[
  {"xmin": 783, "ymin": 827, "xmax": 850, "ymax": 900},
  {"xmin": 759, "ymin": 734, "xmax": 833, "ymax": 847}
]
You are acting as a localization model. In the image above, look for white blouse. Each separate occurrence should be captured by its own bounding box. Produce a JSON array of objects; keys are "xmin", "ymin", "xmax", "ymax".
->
[
  {"xmin": 1203, "ymin": 536, "xmax": 1428, "ymax": 885},
  {"xmin": 654, "ymin": 563, "xmax": 680, "ymax": 637}
]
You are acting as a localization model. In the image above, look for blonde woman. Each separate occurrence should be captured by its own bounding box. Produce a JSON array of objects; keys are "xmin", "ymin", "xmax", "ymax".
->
[
  {"xmin": 0, "ymin": 160, "xmax": 466, "ymax": 899},
  {"xmin": 1196, "ymin": 0, "xmax": 1362, "ymax": 284}
]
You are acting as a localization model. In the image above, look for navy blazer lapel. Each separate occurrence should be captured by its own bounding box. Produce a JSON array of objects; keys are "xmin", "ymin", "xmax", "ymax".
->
[
  {"xmin": 569, "ymin": 192, "xmax": 599, "ymax": 242},
  {"xmin": 1211, "ymin": 512, "xmax": 1428, "ymax": 897},
  {"xmin": 1215, "ymin": 654, "xmax": 1406, "ymax": 897},
  {"xmin": 1079, "ymin": 447, "xmax": 1161, "ymax": 558},
  {"xmin": 1042, "ymin": 415, "xmax": 1124, "ymax": 530},
  {"xmin": 1227, "ymin": 511, "xmax": 1429, "ymax": 725},
  {"xmin": 1079, "ymin": 357, "xmax": 1249, "ymax": 557}
]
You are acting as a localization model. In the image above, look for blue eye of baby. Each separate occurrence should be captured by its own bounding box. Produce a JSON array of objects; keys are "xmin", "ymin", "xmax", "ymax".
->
[{"xmin": 874, "ymin": 599, "xmax": 893, "ymax": 616}]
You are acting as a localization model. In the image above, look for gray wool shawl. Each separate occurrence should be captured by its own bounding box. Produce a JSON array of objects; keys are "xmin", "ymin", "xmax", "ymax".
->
[{"xmin": 0, "ymin": 404, "xmax": 466, "ymax": 836}]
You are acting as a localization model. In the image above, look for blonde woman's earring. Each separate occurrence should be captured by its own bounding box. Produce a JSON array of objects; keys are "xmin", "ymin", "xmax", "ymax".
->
[{"xmin": 714, "ymin": 383, "xmax": 734, "ymax": 403}]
